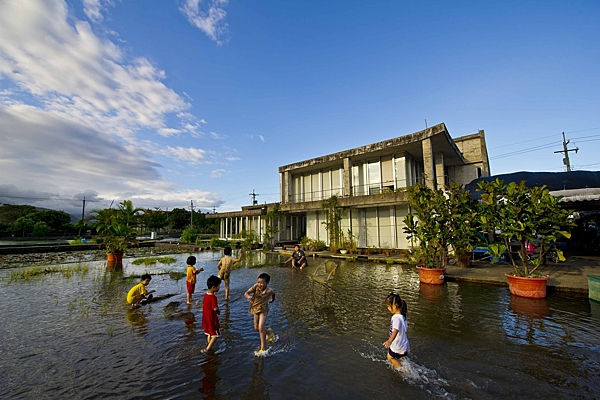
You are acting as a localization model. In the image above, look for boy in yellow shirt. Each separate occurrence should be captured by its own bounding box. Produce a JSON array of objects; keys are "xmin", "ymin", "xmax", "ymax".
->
[
  {"xmin": 127, "ymin": 274, "xmax": 155, "ymax": 308},
  {"xmin": 186, "ymin": 256, "xmax": 204, "ymax": 304}
]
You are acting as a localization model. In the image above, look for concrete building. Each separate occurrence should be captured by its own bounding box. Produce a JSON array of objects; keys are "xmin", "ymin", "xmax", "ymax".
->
[{"xmin": 208, "ymin": 123, "xmax": 490, "ymax": 249}]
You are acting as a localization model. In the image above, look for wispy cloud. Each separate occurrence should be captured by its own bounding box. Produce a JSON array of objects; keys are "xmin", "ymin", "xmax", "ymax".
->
[
  {"xmin": 226, "ymin": 156, "xmax": 240, "ymax": 161},
  {"xmin": 210, "ymin": 131, "xmax": 225, "ymax": 139},
  {"xmin": 179, "ymin": 0, "xmax": 229, "ymax": 45},
  {"xmin": 82, "ymin": 0, "xmax": 105, "ymax": 22},
  {"xmin": 258, "ymin": 135, "xmax": 265, "ymax": 142},
  {"xmin": 161, "ymin": 146, "xmax": 211, "ymax": 164},
  {"xmin": 211, "ymin": 169, "xmax": 228, "ymax": 178}
]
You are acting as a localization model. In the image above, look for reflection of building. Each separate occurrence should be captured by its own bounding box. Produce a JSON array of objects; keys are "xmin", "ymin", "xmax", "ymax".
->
[{"xmin": 208, "ymin": 123, "xmax": 490, "ymax": 249}]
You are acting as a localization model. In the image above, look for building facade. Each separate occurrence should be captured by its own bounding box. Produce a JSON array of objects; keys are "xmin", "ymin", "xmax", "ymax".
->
[{"xmin": 209, "ymin": 123, "xmax": 490, "ymax": 249}]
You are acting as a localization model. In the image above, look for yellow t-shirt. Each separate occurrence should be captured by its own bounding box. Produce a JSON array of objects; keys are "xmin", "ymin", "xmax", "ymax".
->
[
  {"xmin": 186, "ymin": 265, "xmax": 197, "ymax": 284},
  {"xmin": 127, "ymin": 283, "xmax": 147, "ymax": 304}
]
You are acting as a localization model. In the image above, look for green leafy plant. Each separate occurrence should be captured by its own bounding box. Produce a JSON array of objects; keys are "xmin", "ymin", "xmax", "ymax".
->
[
  {"xmin": 263, "ymin": 204, "xmax": 282, "ymax": 250},
  {"xmin": 180, "ymin": 227, "xmax": 198, "ymax": 243},
  {"xmin": 321, "ymin": 195, "xmax": 346, "ymax": 250},
  {"xmin": 477, "ymin": 179, "xmax": 575, "ymax": 277},
  {"xmin": 404, "ymin": 182, "xmax": 483, "ymax": 268}
]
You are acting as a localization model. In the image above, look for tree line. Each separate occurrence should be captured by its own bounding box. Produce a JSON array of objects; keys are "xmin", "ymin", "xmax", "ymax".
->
[{"xmin": 0, "ymin": 202, "xmax": 218, "ymax": 237}]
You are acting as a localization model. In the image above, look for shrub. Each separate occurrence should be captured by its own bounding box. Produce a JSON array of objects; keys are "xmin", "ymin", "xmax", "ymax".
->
[{"xmin": 180, "ymin": 227, "xmax": 198, "ymax": 243}]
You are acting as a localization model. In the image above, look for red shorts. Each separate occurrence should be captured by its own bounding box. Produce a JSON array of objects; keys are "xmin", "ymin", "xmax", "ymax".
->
[{"xmin": 186, "ymin": 281, "xmax": 196, "ymax": 294}]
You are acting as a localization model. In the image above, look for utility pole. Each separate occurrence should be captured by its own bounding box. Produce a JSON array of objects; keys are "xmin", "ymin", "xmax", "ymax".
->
[
  {"xmin": 189, "ymin": 200, "xmax": 195, "ymax": 227},
  {"xmin": 554, "ymin": 132, "xmax": 579, "ymax": 171},
  {"xmin": 81, "ymin": 196, "xmax": 86, "ymax": 223},
  {"xmin": 249, "ymin": 189, "xmax": 259, "ymax": 205},
  {"xmin": 212, "ymin": 207, "xmax": 216, "ymax": 214}
]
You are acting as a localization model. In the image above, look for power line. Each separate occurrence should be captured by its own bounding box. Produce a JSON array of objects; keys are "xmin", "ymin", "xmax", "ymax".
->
[{"xmin": 490, "ymin": 141, "xmax": 561, "ymax": 160}]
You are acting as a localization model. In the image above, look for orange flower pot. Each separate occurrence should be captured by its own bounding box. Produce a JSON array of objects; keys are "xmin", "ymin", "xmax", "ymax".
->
[
  {"xmin": 416, "ymin": 266, "xmax": 446, "ymax": 285},
  {"xmin": 106, "ymin": 253, "xmax": 116, "ymax": 262},
  {"xmin": 505, "ymin": 274, "xmax": 549, "ymax": 299}
]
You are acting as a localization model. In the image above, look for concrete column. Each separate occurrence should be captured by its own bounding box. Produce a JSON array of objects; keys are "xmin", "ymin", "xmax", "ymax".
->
[
  {"xmin": 390, "ymin": 206, "xmax": 397, "ymax": 249},
  {"xmin": 343, "ymin": 157, "xmax": 352, "ymax": 196},
  {"xmin": 421, "ymin": 138, "xmax": 436, "ymax": 189},
  {"xmin": 435, "ymin": 152, "xmax": 445, "ymax": 188},
  {"xmin": 281, "ymin": 171, "xmax": 291, "ymax": 203}
]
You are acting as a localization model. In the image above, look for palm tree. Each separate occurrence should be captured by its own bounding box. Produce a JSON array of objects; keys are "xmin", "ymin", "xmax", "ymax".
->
[{"xmin": 117, "ymin": 200, "xmax": 144, "ymax": 230}]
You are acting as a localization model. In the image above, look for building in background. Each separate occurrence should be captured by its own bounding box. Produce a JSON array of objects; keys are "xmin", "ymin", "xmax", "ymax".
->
[{"xmin": 208, "ymin": 123, "xmax": 490, "ymax": 249}]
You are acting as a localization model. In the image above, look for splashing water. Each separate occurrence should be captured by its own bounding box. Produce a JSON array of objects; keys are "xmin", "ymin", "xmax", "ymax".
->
[{"xmin": 354, "ymin": 339, "xmax": 454, "ymax": 398}]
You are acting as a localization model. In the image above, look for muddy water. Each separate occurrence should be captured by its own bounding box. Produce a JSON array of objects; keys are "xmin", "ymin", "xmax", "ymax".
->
[{"xmin": 1, "ymin": 251, "xmax": 599, "ymax": 399}]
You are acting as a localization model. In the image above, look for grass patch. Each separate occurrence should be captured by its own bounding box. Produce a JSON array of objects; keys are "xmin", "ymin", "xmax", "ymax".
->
[
  {"xmin": 123, "ymin": 268, "xmax": 185, "ymax": 282},
  {"xmin": 131, "ymin": 256, "xmax": 177, "ymax": 266},
  {"xmin": 7, "ymin": 264, "xmax": 90, "ymax": 283}
]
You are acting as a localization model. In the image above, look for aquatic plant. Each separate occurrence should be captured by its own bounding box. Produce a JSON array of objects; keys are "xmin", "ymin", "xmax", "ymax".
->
[
  {"xmin": 386, "ymin": 259, "xmax": 395, "ymax": 265},
  {"xmin": 6, "ymin": 264, "xmax": 90, "ymax": 283},
  {"xmin": 131, "ymin": 256, "xmax": 177, "ymax": 265}
]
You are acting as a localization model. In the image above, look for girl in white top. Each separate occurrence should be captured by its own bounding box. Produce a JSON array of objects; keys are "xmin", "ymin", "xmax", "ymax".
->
[{"xmin": 383, "ymin": 292, "xmax": 410, "ymax": 369}]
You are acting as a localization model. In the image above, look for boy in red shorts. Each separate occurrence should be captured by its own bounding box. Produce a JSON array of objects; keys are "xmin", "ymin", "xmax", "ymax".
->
[{"xmin": 186, "ymin": 256, "xmax": 204, "ymax": 305}]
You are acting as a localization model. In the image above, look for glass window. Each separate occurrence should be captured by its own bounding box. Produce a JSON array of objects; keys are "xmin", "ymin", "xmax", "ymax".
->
[
  {"xmin": 303, "ymin": 175, "xmax": 311, "ymax": 201},
  {"xmin": 352, "ymin": 163, "xmax": 365, "ymax": 196},
  {"xmin": 322, "ymin": 170, "xmax": 331, "ymax": 198},
  {"xmin": 312, "ymin": 173, "xmax": 321, "ymax": 201},
  {"xmin": 368, "ymin": 159, "xmax": 381, "ymax": 194},
  {"xmin": 378, "ymin": 207, "xmax": 392, "ymax": 248},
  {"xmin": 394, "ymin": 154, "xmax": 407, "ymax": 188}
]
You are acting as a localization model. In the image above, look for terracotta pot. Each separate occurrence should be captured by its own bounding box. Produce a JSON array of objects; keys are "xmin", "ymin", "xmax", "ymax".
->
[
  {"xmin": 505, "ymin": 274, "xmax": 549, "ymax": 299},
  {"xmin": 115, "ymin": 252, "xmax": 124, "ymax": 261},
  {"xmin": 106, "ymin": 253, "xmax": 116, "ymax": 262},
  {"xmin": 416, "ymin": 266, "xmax": 446, "ymax": 285}
]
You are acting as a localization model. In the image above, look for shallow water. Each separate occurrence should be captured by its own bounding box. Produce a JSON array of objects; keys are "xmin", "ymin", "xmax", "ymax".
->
[{"xmin": 1, "ymin": 251, "xmax": 599, "ymax": 399}]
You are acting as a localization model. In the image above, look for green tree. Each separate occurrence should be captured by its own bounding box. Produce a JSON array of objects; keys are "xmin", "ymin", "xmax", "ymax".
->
[
  {"xmin": 170, "ymin": 208, "xmax": 191, "ymax": 231},
  {"xmin": 0, "ymin": 204, "xmax": 37, "ymax": 226},
  {"xmin": 32, "ymin": 221, "xmax": 52, "ymax": 237},
  {"xmin": 30, "ymin": 210, "xmax": 72, "ymax": 232},
  {"xmin": 117, "ymin": 200, "xmax": 144, "ymax": 229},
  {"xmin": 13, "ymin": 216, "xmax": 35, "ymax": 237},
  {"xmin": 144, "ymin": 208, "xmax": 169, "ymax": 232}
]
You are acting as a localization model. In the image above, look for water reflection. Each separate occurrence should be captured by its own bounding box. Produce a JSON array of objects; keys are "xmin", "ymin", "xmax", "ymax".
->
[
  {"xmin": 418, "ymin": 283, "xmax": 444, "ymax": 301},
  {"xmin": 241, "ymin": 357, "xmax": 270, "ymax": 400},
  {"xmin": 105, "ymin": 260, "xmax": 123, "ymax": 271},
  {"xmin": 198, "ymin": 354, "xmax": 222, "ymax": 399},
  {"xmin": 125, "ymin": 308, "xmax": 149, "ymax": 332},
  {"xmin": 509, "ymin": 295, "xmax": 551, "ymax": 318}
]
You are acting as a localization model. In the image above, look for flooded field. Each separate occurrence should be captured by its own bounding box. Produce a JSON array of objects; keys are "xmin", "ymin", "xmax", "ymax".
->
[{"xmin": 1, "ymin": 251, "xmax": 599, "ymax": 399}]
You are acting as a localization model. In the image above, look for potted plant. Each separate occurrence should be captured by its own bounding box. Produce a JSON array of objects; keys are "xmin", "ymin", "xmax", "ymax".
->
[
  {"xmin": 404, "ymin": 182, "xmax": 485, "ymax": 284},
  {"xmin": 477, "ymin": 179, "xmax": 574, "ymax": 298}
]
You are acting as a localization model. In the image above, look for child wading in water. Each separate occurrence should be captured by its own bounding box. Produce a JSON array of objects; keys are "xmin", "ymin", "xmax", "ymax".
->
[
  {"xmin": 217, "ymin": 246, "xmax": 242, "ymax": 300},
  {"xmin": 127, "ymin": 274, "xmax": 155, "ymax": 308},
  {"xmin": 186, "ymin": 256, "xmax": 204, "ymax": 305},
  {"xmin": 244, "ymin": 273, "xmax": 276, "ymax": 355},
  {"xmin": 383, "ymin": 292, "xmax": 410, "ymax": 369},
  {"xmin": 201, "ymin": 275, "xmax": 222, "ymax": 353}
]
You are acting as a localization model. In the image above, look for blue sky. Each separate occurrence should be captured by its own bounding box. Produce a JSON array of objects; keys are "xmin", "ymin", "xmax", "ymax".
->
[{"xmin": 0, "ymin": 0, "xmax": 599, "ymax": 216}]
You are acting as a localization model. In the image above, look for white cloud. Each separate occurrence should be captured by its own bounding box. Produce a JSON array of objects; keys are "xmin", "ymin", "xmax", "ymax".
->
[
  {"xmin": 0, "ymin": 1, "xmax": 225, "ymax": 212},
  {"xmin": 179, "ymin": 0, "xmax": 229, "ymax": 45},
  {"xmin": 258, "ymin": 135, "xmax": 265, "ymax": 142},
  {"xmin": 161, "ymin": 146, "xmax": 211, "ymax": 164},
  {"xmin": 226, "ymin": 156, "xmax": 240, "ymax": 161},
  {"xmin": 0, "ymin": 0, "xmax": 189, "ymax": 142},
  {"xmin": 199, "ymin": 118, "xmax": 207, "ymax": 124},
  {"xmin": 211, "ymin": 169, "xmax": 228, "ymax": 178},
  {"xmin": 82, "ymin": 0, "xmax": 108, "ymax": 22},
  {"xmin": 210, "ymin": 131, "xmax": 225, "ymax": 139}
]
